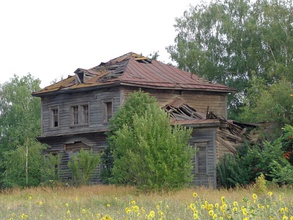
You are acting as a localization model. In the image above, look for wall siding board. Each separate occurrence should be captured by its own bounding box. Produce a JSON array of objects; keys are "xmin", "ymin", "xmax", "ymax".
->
[
  {"xmin": 41, "ymin": 87, "xmax": 120, "ymax": 137},
  {"xmin": 189, "ymin": 127, "xmax": 217, "ymax": 188}
]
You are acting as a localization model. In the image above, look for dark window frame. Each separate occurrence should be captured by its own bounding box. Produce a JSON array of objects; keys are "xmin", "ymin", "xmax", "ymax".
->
[
  {"xmin": 50, "ymin": 106, "xmax": 59, "ymax": 128},
  {"xmin": 70, "ymin": 103, "xmax": 90, "ymax": 126},
  {"xmin": 103, "ymin": 100, "xmax": 113, "ymax": 124}
]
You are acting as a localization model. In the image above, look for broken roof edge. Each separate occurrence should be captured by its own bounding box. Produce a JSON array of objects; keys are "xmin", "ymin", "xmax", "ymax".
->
[
  {"xmin": 119, "ymin": 82, "xmax": 236, "ymax": 93},
  {"xmin": 89, "ymin": 52, "xmax": 151, "ymax": 70},
  {"xmin": 32, "ymin": 81, "xmax": 120, "ymax": 97},
  {"xmin": 172, "ymin": 119, "xmax": 220, "ymax": 128}
]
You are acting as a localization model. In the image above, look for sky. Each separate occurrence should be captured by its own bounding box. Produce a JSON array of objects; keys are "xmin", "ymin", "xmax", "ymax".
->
[{"xmin": 0, "ymin": 0, "xmax": 201, "ymax": 88}]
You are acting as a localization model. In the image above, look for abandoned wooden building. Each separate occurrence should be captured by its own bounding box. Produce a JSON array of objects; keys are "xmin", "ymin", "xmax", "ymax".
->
[{"xmin": 32, "ymin": 52, "xmax": 236, "ymax": 188}]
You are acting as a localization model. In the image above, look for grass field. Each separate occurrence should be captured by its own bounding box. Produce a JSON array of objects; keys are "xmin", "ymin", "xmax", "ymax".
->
[{"xmin": 0, "ymin": 185, "xmax": 293, "ymax": 220}]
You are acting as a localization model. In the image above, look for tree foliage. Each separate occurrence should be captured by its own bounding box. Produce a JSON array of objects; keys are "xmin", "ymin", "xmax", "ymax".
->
[
  {"xmin": 167, "ymin": 0, "xmax": 293, "ymax": 120},
  {"xmin": 103, "ymin": 91, "xmax": 193, "ymax": 191},
  {"xmin": 0, "ymin": 74, "xmax": 52, "ymax": 188},
  {"xmin": 110, "ymin": 102, "xmax": 193, "ymax": 191},
  {"xmin": 100, "ymin": 90, "xmax": 158, "ymax": 182},
  {"xmin": 68, "ymin": 149, "xmax": 101, "ymax": 185},
  {"xmin": 217, "ymin": 125, "xmax": 293, "ymax": 188}
]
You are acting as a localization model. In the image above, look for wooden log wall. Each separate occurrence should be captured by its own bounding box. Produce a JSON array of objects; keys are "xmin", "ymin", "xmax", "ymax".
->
[{"xmin": 41, "ymin": 87, "xmax": 121, "ymax": 137}]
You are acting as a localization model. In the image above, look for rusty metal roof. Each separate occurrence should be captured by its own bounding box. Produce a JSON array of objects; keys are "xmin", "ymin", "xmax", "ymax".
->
[{"xmin": 33, "ymin": 52, "xmax": 235, "ymax": 96}]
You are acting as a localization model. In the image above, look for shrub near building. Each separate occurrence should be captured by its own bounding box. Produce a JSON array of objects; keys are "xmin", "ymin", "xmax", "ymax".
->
[{"xmin": 105, "ymin": 91, "xmax": 194, "ymax": 191}]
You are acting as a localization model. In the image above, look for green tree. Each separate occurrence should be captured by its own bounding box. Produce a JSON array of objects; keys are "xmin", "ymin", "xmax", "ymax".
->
[
  {"xmin": 240, "ymin": 79, "xmax": 293, "ymax": 137},
  {"xmin": 167, "ymin": 0, "xmax": 293, "ymax": 119},
  {"xmin": 2, "ymin": 139, "xmax": 46, "ymax": 188},
  {"xmin": 0, "ymin": 74, "xmax": 49, "ymax": 187},
  {"xmin": 100, "ymin": 90, "xmax": 157, "ymax": 182},
  {"xmin": 109, "ymin": 92, "xmax": 193, "ymax": 191}
]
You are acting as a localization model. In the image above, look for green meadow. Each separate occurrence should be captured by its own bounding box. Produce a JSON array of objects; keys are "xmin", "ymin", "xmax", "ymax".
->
[{"xmin": 1, "ymin": 185, "xmax": 293, "ymax": 220}]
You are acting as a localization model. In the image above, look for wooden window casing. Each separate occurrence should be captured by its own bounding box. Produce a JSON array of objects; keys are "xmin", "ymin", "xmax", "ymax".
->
[
  {"xmin": 81, "ymin": 104, "xmax": 89, "ymax": 124},
  {"xmin": 103, "ymin": 101, "xmax": 113, "ymax": 123},
  {"xmin": 70, "ymin": 104, "xmax": 89, "ymax": 126},
  {"xmin": 50, "ymin": 107, "xmax": 59, "ymax": 128},
  {"xmin": 72, "ymin": 105, "xmax": 79, "ymax": 125}
]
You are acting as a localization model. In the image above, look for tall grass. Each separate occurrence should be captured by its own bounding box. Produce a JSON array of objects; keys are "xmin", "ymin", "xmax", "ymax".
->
[{"xmin": 0, "ymin": 185, "xmax": 292, "ymax": 219}]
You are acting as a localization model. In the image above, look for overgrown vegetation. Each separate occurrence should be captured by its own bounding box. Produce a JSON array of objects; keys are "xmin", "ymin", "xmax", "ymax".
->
[
  {"xmin": 0, "ymin": 185, "xmax": 293, "ymax": 219},
  {"xmin": 0, "ymin": 75, "xmax": 57, "ymax": 188},
  {"xmin": 103, "ymin": 91, "xmax": 193, "ymax": 191},
  {"xmin": 217, "ymin": 125, "xmax": 293, "ymax": 188},
  {"xmin": 68, "ymin": 149, "xmax": 101, "ymax": 185}
]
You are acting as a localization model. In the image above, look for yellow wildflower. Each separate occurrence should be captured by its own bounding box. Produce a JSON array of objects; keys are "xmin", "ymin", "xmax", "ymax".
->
[
  {"xmin": 149, "ymin": 210, "xmax": 155, "ymax": 218},
  {"xmin": 208, "ymin": 210, "xmax": 214, "ymax": 216},
  {"xmin": 193, "ymin": 192, "xmax": 198, "ymax": 198},
  {"xmin": 242, "ymin": 207, "xmax": 248, "ymax": 216},
  {"xmin": 190, "ymin": 203, "xmax": 196, "ymax": 211},
  {"xmin": 268, "ymin": 191, "xmax": 273, "ymax": 197},
  {"xmin": 21, "ymin": 214, "xmax": 28, "ymax": 219},
  {"xmin": 221, "ymin": 196, "xmax": 225, "ymax": 203},
  {"xmin": 132, "ymin": 205, "xmax": 139, "ymax": 212},
  {"xmin": 252, "ymin": 193, "xmax": 258, "ymax": 200},
  {"xmin": 125, "ymin": 207, "xmax": 131, "ymax": 214}
]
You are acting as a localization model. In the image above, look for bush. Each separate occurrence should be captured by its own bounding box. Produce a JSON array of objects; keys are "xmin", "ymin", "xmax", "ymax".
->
[
  {"xmin": 68, "ymin": 149, "xmax": 101, "ymax": 185},
  {"xmin": 111, "ymin": 104, "xmax": 193, "ymax": 191},
  {"xmin": 217, "ymin": 131, "xmax": 293, "ymax": 188},
  {"xmin": 101, "ymin": 90, "xmax": 158, "ymax": 183}
]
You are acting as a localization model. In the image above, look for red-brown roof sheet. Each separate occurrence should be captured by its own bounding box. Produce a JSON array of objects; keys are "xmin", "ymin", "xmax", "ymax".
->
[{"xmin": 33, "ymin": 52, "xmax": 235, "ymax": 96}]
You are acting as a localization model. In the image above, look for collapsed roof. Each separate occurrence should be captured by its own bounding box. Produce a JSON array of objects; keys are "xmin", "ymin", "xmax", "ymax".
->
[
  {"xmin": 163, "ymin": 97, "xmax": 260, "ymax": 158},
  {"xmin": 33, "ymin": 52, "xmax": 235, "ymax": 96}
]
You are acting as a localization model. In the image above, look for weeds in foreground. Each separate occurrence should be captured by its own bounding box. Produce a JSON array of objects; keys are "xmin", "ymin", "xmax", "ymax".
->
[{"xmin": 0, "ymin": 185, "xmax": 292, "ymax": 219}]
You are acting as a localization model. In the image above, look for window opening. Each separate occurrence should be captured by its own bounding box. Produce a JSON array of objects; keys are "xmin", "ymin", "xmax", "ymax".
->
[
  {"xmin": 193, "ymin": 142, "xmax": 208, "ymax": 174},
  {"xmin": 104, "ymin": 101, "xmax": 113, "ymax": 123},
  {"xmin": 81, "ymin": 104, "xmax": 89, "ymax": 124},
  {"xmin": 72, "ymin": 105, "xmax": 79, "ymax": 125},
  {"xmin": 51, "ymin": 108, "xmax": 59, "ymax": 128}
]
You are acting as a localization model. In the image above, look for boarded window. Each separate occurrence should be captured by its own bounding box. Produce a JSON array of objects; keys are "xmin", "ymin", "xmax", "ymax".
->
[
  {"xmin": 103, "ymin": 101, "xmax": 113, "ymax": 123},
  {"xmin": 193, "ymin": 142, "xmax": 208, "ymax": 174},
  {"xmin": 51, "ymin": 107, "xmax": 59, "ymax": 128}
]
